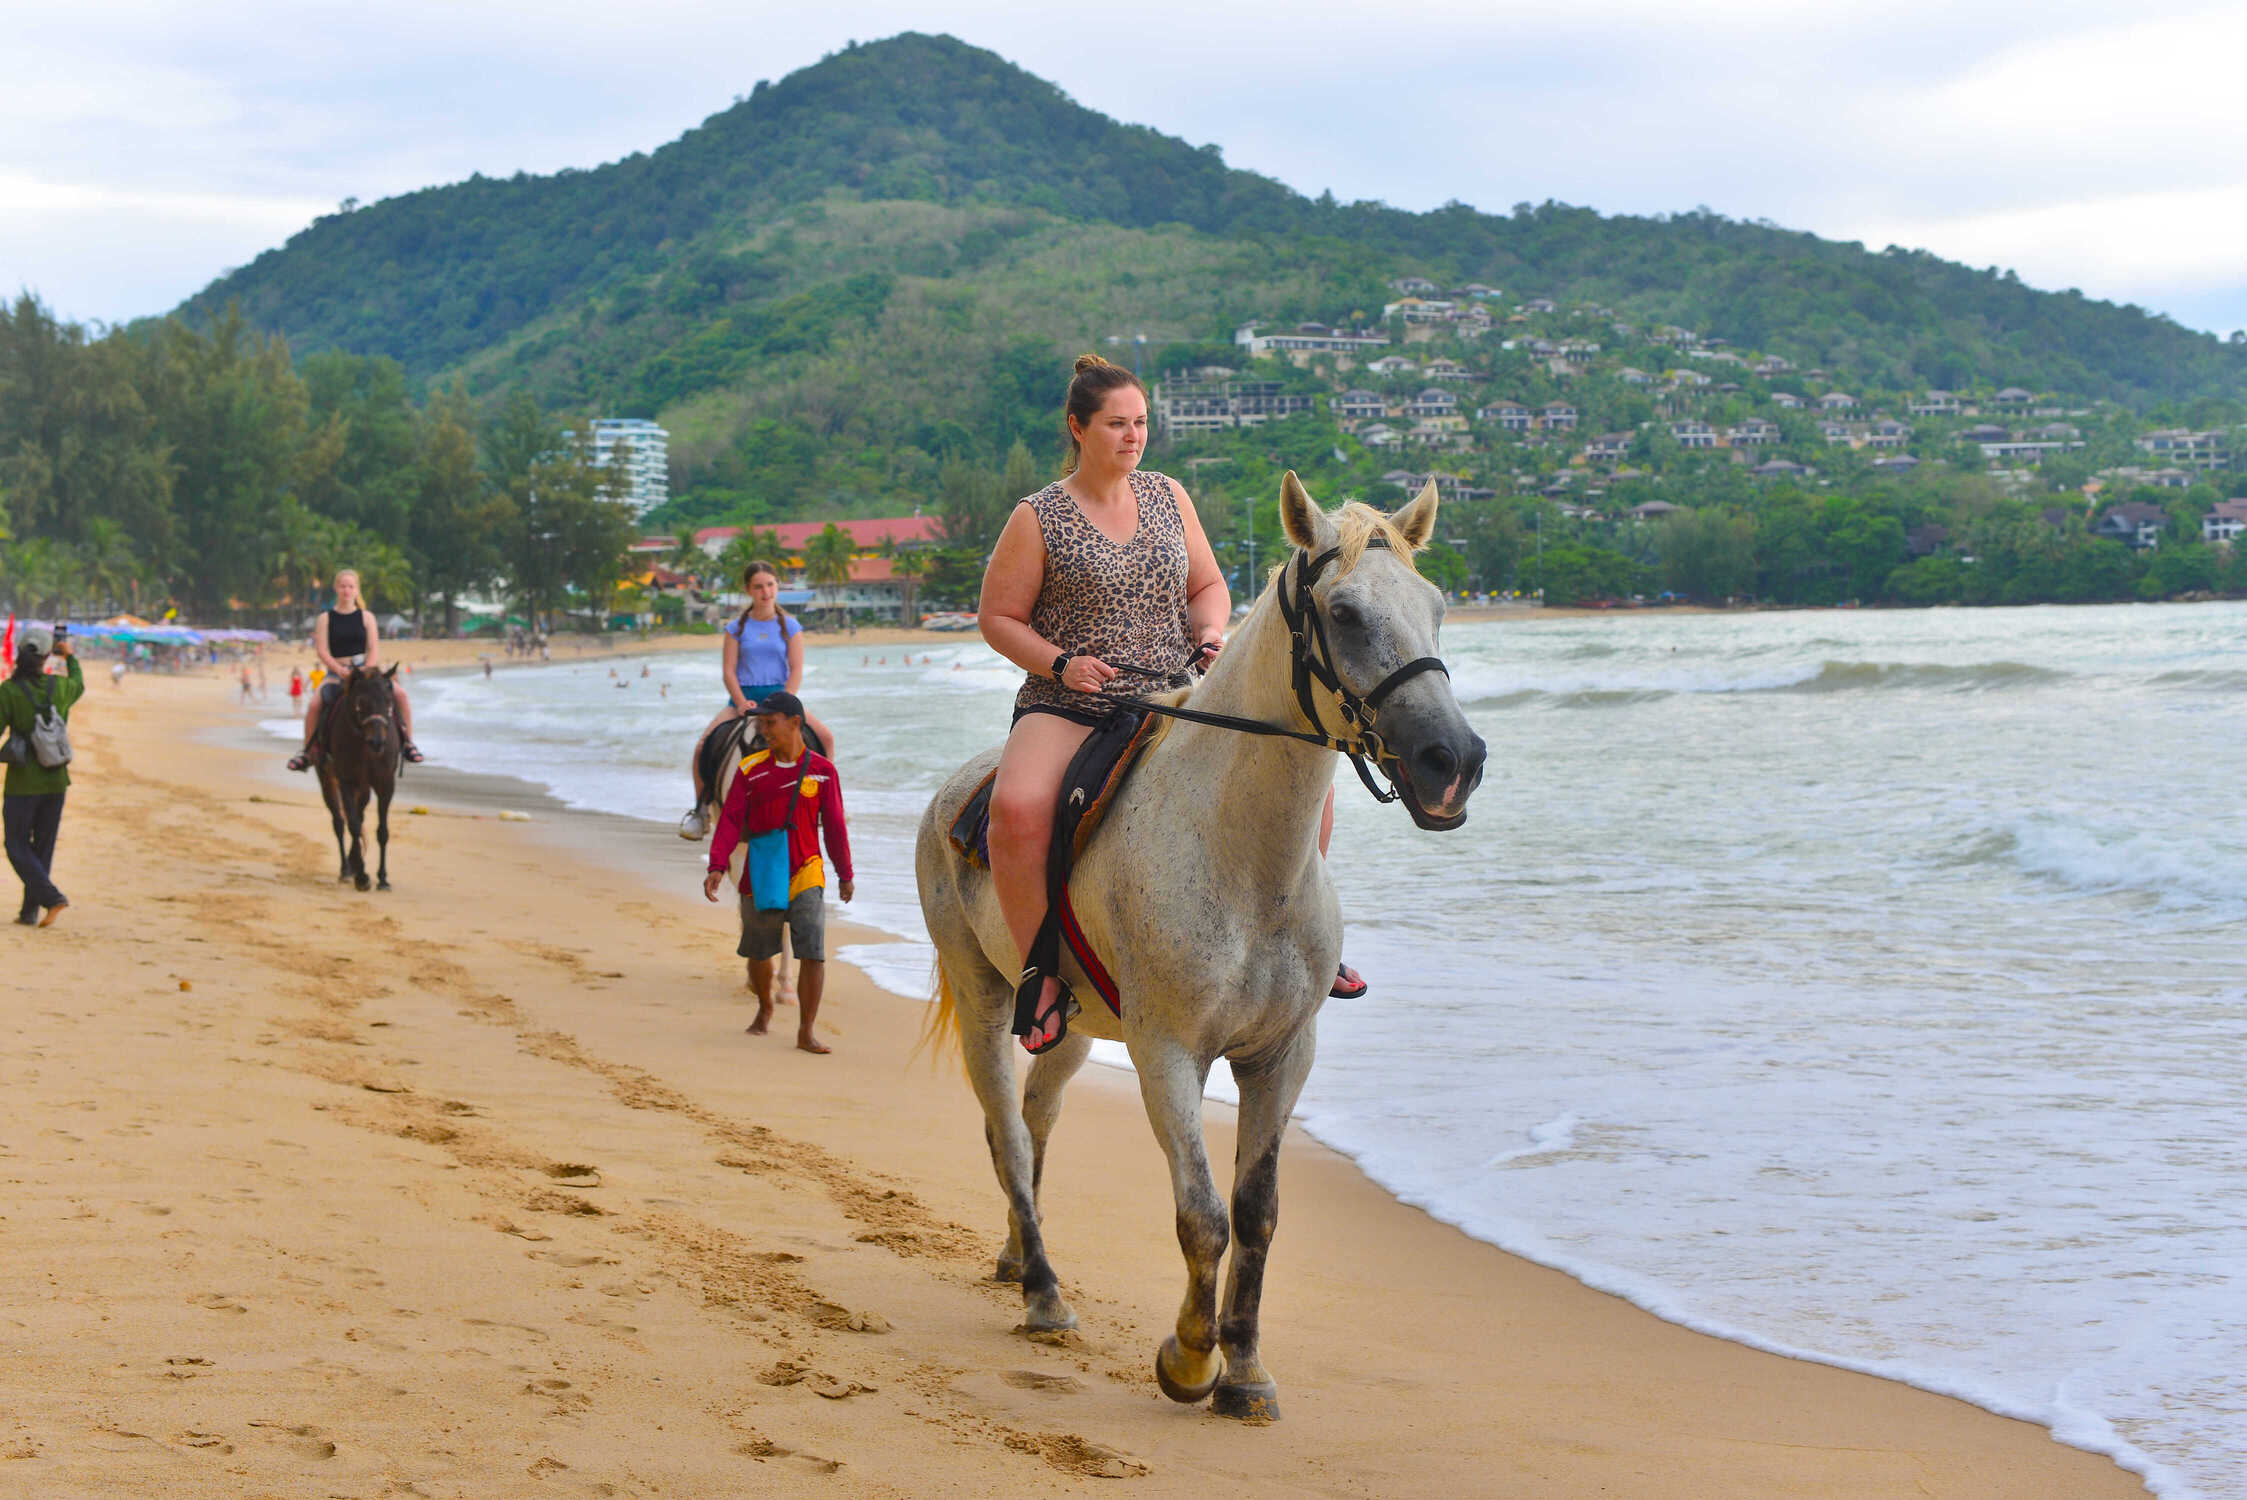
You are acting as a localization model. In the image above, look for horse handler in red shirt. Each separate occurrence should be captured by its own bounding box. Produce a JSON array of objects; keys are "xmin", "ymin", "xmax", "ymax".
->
[{"xmin": 704, "ymin": 691, "xmax": 854, "ymax": 1053}]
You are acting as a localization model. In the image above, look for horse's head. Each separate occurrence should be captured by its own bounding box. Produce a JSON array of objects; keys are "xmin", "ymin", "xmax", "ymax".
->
[
  {"xmin": 1277, "ymin": 473, "xmax": 1486, "ymax": 830},
  {"xmin": 344, "ymin": 665, "xmax": 399, "ymax": 761}
]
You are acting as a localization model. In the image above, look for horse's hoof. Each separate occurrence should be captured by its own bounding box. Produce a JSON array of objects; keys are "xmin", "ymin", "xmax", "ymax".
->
[
  {"xmin": 354, "ymin": 875, "xmax": 372, "ymax": 892},
  {"xmin": 1154, "ymin": 1335, "xmax": 1220, "ymax": 1404},
  {"xmin": 1023, "ymin": 1291, "xmax": 1077, "ymax": 1334},
  {"xmin": 376, "ymin": 881, "xmax": 391, "ymax": 892},
  {"xmin": 1212, "ymin": 1381, "xmax": 1281, "ymax": 1421}
]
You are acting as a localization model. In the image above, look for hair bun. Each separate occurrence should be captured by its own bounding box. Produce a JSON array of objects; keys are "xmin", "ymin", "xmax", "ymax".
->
[{"xmin": 1073, "ymin": 352, "xmax": 1117, "ymax": 375}]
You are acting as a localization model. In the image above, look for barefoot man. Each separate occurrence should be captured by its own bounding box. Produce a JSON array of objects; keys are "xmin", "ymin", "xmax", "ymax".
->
[{"xmin": 703, "ymin": 691, "xmax": 853, "ymax": 1053}]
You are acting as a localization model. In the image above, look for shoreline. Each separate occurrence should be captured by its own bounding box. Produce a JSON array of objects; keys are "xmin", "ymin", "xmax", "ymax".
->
[{"xmin": 2, "ymin": 674, "xmax": 2152, "ymax": 1495}]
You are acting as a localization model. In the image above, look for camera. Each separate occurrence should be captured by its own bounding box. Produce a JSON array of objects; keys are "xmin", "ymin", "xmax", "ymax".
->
[{"xmin": 52, "ymin": 623, "xmax": 68, "ymax": 642}]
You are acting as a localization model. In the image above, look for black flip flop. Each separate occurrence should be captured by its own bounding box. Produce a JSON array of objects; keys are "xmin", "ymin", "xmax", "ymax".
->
[
  {"xmin": 1329, "ymin": 964, "xmax": 1368, "ymax": 1000},
  {"xmin": 1014, "ymin": 970, "xmax": 1080, "ymax": 1055}
]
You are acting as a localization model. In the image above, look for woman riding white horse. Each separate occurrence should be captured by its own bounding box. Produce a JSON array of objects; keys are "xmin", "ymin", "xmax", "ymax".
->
[
  {"xmin": 286, "ymin": 568, "xmax": 421, "ymax": 771},
  {"xmin": 978, "ymin": 354, "xmax": 1361, "ymax": 1054}
]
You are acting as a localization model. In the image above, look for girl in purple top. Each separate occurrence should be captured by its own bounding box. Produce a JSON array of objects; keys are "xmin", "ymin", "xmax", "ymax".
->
[{"xmin": 679, "ymin": 559, "xmax": 836, "ymax": 838}]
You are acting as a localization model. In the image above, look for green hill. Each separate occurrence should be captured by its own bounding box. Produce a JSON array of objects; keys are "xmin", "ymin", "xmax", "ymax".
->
[{"xmin": 180, "ymin": 33, "xmax": 2247, "ymax": 491}]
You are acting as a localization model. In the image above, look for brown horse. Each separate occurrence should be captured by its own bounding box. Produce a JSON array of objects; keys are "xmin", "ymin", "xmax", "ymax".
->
[{"xmin": 315, "ymin": 665, "xmax": 400, "ymax": 892}]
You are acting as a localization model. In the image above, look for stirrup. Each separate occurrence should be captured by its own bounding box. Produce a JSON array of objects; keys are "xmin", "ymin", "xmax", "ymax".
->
[{"xmin": 1013, "ymin": 969, "xmax": 1079, "ymax": 1055}]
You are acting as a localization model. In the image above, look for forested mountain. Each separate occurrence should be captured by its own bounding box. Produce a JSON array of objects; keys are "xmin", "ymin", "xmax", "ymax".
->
[{"xmin": 184, "ymin": 33, "xmax": 2247, "ymax": 425}]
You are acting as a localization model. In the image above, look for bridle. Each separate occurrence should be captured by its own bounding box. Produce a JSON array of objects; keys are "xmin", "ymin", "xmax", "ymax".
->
[
  {"xmin": 1111, "ymin": 535, "xmax": 1450, "ymax": 810},
  {"xmin": 341, "ymin": 668, "xmax": 395, "ymax": 756}
]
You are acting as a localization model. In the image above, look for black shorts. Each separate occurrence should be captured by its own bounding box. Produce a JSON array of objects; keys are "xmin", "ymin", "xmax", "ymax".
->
[{"xmin": 1011, "ymin": 702, "xmax": 1115, "ymax": 729}]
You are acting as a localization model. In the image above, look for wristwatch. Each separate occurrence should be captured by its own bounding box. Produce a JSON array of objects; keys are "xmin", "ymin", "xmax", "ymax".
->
[{"xmin": 1051, "ymin": 651, "xmax": 1075, "ymax": 680}]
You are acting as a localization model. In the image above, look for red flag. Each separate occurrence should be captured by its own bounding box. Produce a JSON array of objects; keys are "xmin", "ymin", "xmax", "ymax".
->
[{"xmin": 1, "ymin": 615, "xmax": 13, "ymax": 663}]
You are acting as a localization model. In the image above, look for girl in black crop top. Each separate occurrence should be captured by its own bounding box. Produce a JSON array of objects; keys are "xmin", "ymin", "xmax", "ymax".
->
[{"xmin": 286, "ymin": 568, "xmax": 423, "ymax": 769}]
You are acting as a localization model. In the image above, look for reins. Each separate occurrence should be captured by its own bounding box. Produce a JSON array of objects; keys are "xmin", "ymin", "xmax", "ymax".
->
[{"xmin": 1087, "ymin": 537, "xmax": 1449, "ymax": 807}]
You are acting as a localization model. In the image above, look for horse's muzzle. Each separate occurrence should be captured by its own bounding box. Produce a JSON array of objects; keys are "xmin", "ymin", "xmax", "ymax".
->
[{"xmin": 1394, "ymin": 727, "xmax": 1484, "ymax": 830}]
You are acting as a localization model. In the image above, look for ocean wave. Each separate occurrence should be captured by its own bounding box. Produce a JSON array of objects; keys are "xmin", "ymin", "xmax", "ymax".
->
[
  {"xmin": 1450, "ymin": 658, "xmax": 2065, "ymax": 706},
  {"xmin": 2150, "ymin": 668, "xmax": 2247, "ymax": 693},
  {"xmin": 1968, "ymin": 817, "xmax": 2247, "ymax": 911},
  {"xmin": 1779, "ymin": 660, "xmax": 2067, "ymax": 694}
]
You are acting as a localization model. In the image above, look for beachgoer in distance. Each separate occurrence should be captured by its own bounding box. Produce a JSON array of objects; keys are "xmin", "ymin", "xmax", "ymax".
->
[
  {"xmin": 978, "ymin": 354, "xmax": 1365, "ymax": 1054},
  {"xmin": 702, "ymin": 691, "xmax": 854, "ymax": 1054},
  {"xmin": 288, "ymin": 665, "xmax": 305, "ymax": 710},
  {"xmin": 2, "ymin": 626, "xmax": 84, "ymax": 927},
  {"xmin": 678, "ymin": 559, "xmax": 835, "ymax": 838},
  {"xmin": 286, "ymin": 569, "xmax": 422, "ymax": 770}
]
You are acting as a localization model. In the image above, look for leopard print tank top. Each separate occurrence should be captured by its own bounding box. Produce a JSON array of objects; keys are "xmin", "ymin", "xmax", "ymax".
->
[{"xmin": 1013, "ymin": 469, "xmax": 1192, "ymax": 720}]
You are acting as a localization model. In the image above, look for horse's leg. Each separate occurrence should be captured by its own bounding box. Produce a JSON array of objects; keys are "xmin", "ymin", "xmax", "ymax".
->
[
  {"xmin": 319, "ymin": 768, "xmax": 350, "ymax": 882},
  {"xmin": 1138, "ymin": 1041, "xmax": 1228, "ymax": 1405},
  {"xmin": 958, "ymin": 971, "xmax": 1076, "ymax": 1332},
  {"xmin": 1212, "ymin": 1024, "xmax": 1317, "ymax": 1421},
  {"xmin": 349, "ymin": 783, "xmax": 371, "ymax": 892},
  {"xmin": 373, "ymin": 774, "xmax": 393, "ymax": 891},
  {"xmin": 998, "ymin": 1030, "xmax": 1090, "ymax": 1282}
]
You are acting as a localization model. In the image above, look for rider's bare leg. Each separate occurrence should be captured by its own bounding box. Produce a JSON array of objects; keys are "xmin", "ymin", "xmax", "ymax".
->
[
  {"xmin": 1316, "ymin": 785, "xmax": 1364, "ymax": 996},
  {"xmin": 805, "ymin": 710, "xmax": 837, "ymax": 763},
  {"xmin": 689, "ymin": 705, "xmax": 740, "ymax": 805},
  {"xmin": 990, "ymin": 714, "xmax": 1096, "ymax": 1047}
]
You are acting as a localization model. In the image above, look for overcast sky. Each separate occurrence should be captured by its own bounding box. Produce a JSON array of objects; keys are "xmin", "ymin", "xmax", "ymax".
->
[{"xmin": 10, "ymin": 1, "xmax": 2247, "ymax": 337}]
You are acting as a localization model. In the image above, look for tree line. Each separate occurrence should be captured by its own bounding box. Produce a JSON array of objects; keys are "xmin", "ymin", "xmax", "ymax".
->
[{"xmin": 0, "ymin": 296, "xmax": 637, "ymax": 631}]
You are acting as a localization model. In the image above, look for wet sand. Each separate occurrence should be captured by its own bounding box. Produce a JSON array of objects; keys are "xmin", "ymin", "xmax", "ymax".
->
[{"xmin": 0, "ymin": 671, "xmax": 2148, "ymax": 1496}]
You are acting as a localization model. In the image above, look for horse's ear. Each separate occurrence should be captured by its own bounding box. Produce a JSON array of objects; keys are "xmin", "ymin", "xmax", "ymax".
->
[
  {"xmin": 1391, "ymin": 479, "xmax": 1440, "ymax": 552},
  {"xmin": 385, "ymin": 665, "xmax": 399, "ymax": 680},
  {"xmin": 1278, "ymin": 471, "xmax": 1337, "ymax": 553}
]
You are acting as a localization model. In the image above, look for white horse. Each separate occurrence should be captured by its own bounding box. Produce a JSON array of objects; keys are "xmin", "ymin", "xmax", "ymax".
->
[{"xmin": 915, "ymin": 475, "xmax": 1486, "ymax": 1420}]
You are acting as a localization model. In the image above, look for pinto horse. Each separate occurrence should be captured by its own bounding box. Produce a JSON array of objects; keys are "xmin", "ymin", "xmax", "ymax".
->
[
  {"xmin": 916, "ymin": 476, "xmax": 1485, "ymax": 1420},
  {"xmin": 315, "ymin": 664, "xmax": 401, "ymax": 892}
]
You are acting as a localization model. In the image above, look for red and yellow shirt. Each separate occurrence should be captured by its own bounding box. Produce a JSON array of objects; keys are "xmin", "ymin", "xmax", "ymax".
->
[{"xmin": 708, "ymin": 748, "xmax": 853, "ymax": 899}]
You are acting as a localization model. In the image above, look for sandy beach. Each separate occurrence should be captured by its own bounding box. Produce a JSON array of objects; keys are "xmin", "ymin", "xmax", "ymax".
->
[{"xmin": 0, "ymin": 667, "xmax": 2147, "ymax": 1497}]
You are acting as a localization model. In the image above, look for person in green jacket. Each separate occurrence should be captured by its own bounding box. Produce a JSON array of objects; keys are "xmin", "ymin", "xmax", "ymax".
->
[{"xmin": 2, "ymin": 626, "xmax": 84, "ymax": 927}]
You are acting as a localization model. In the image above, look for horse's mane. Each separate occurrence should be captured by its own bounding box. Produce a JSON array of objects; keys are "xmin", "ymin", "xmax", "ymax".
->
[{"xmin": 1261, "ymin": 500, "xmax": 1418, "ymax": 594}]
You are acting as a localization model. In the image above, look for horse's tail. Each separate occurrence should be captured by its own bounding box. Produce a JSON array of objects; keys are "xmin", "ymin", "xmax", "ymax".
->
[{"xmin": 913, "ymin": 956, "xmax": 964, "ymax": 1071}]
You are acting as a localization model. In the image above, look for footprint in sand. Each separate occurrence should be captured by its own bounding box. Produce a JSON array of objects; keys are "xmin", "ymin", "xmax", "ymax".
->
[
  {"xmin": 191, "ymin": 1293, "xmax": 247, "ymax": 1314},
  {"xmin": 1001, "ymin": 1370, "xmax": 1084, "ymax": 1395},
  {"xmin": 1007, "ymin": 1432, "xmax": 1149, "ymax": 1479},
  {"xmin": 736, "ymin": 1438, "xmax": 843, "ymax": 1474},
  {"xmin": 249, "ymin": 1422, "xmax": 336, "ymax": 1460}
]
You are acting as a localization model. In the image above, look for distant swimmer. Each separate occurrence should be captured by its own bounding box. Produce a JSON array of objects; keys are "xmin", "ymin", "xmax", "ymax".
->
[{"xmin": 641, "ymin": 663, "xmax": 651, "ymax": 677}]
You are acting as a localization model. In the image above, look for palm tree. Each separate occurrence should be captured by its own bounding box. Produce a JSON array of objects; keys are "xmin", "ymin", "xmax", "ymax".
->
[
  {"xmin": 11, "ymin": 538, "xmax": 82, "ymax": 619},
  {"xmin": 887, "ymin": 541, "xmax": 930, "ymax": 627},
  {"xmin": 667, "ymin": 531, "xmax": 706, "ymax": 590},
  {"xmin": 77, "ymin": 518, "xmax": 140, "ymax": 615},
  {"xmin": 802, "ymin": 523, "xmax": 857, "ymax": 634}
]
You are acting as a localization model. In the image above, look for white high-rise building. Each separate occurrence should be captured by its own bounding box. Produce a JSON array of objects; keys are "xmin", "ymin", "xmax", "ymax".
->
[{"xmin": 585, "ymin": 418, "xmax": 670, "ymax": 516}]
